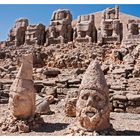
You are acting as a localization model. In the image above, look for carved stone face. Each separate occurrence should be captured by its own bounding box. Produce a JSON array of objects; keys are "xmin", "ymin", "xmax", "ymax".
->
[
  {"xmin": 56, "ymin": 11, "xmax": 65, "ymax": 20},
  {"xmin": 76, "ymin": 89, "xmax": 109, "ymax": 131}
]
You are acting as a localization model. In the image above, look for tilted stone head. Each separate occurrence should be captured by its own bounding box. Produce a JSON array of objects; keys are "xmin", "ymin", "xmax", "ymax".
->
[
  {"xmin": 76, "ymin": 60, "xmax": 110, "ymax": 131},
  {"xmin": 9, "ymin": 54, "xmax": 36, "ymax": 119}
]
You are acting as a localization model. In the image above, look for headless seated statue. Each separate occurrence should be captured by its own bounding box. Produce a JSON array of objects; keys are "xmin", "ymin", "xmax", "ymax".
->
[
  {"xmin": 74, "ymin": 14, "xmax": 96, "ymax": 43},
  {"xmin": 98, "ymin": 6, "xmax": 122, "ymax": 44},
  {"xmin": 46, "ymin": 9, "xmax": 72, "ymax": 45}
]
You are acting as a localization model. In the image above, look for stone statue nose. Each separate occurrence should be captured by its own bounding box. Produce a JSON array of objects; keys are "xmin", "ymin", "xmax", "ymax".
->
[{"xmin": 86, "ymin": 96, "xmax": 95, "ymax": 107}]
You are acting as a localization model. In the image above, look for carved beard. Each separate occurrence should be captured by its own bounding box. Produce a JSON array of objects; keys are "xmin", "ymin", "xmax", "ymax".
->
[
  {"xmin": 77, "ymin": 106, "xmax": 101, "ymax": 131},
  {"xmin": 77, "ymin": 104, "xmax": 110, "ymax": 132}
]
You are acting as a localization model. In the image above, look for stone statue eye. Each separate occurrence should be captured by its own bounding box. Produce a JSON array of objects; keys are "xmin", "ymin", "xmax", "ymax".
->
[
  {"xmin": 81, "ymin": 94, "xmax": 89, "ymax": 100},
  {"xmin": 94, "ymin": 95, "xmax": 101, "ymax": 102}
]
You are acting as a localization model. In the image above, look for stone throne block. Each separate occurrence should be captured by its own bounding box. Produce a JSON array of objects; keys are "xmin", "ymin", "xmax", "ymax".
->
[
  {"xmin": 74, "ymin": 14, "xmax": 97, "ymax": 43},
  {"xmin": 25, "ymin": 24, "xmax": 45, "ymax": 46},
  {"xmin": 46, "ymin": 9, "xmax": 73, "ymax": 45},
  {"xmin": 6, "ymin": 18, "xmax": 28, "ymax": 46},
  {"xmin": 98, "ymin": 6, "xmax": 123, "ymax": 44}
]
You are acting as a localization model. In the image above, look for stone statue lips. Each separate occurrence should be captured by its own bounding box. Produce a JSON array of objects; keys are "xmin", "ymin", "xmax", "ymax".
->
[{"xmin": 81, "ymin": 107, "xmax": 99, "ymax": 119}]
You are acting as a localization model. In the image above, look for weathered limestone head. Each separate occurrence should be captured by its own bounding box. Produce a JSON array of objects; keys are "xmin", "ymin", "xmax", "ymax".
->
[
  {"xmin": 76, "ymin": 60, "xmax": 110, "ymax": 132},
  {"xmin": 51, "ymin": 8, "xmax": 72, "ymax": 22},
  {"xmin": 15, "ymin": 18, "xmax": 29, "ymax": 28},
  {"xmin": 25, "ymin": 23, "xmax": 45, "ymax": 45},
  {"xmin": 9, "ymin": 54, "xmax": 36, "ymax": 119}
]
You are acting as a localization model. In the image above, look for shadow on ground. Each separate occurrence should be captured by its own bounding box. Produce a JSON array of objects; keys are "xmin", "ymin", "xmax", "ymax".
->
[
  {"xmin": 35, "ymin": 122, "xmax": 69, "ymax": 133},
  {"xmin": 116, "ymin": 130, "xmax": 140, "ymax": 136}
]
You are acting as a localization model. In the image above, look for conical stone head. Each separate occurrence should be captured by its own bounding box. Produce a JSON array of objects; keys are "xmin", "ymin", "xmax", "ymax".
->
[
  {"xmin": 9, "ymin": 54, "xmax": 36, "ymax": 119},
  {"xmin": 16, "ymin": 54, "xmax": 33, "ymax": 80},
  {"xmin": 76, "ymin": 60, "xmax": 110, "ymax": 131}
]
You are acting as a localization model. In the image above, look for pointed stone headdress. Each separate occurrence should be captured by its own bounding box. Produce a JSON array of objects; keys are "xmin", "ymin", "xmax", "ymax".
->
[
  {"xmin": 16, "ymin": 54, "xmax": 33, "ymax": 80},
  {"xmin": 79, "ymin": 60, "xmax": 109, "ymax": 96}
]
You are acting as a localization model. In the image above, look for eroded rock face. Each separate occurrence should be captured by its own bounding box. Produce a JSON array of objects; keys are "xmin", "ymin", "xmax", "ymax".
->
[
  {"xmin": 46, "ymin": 9, "xmax": 73, "ymax": 45},
  {"xmin": 36, "ymin": 95, "xmax": 51, "ymax": 115},
  {"xmin": 123, "ymin": 20, "xmax": 140, "ymax": 45},
  {"xmin": 25, "ymin": 24, "xmax": 46, "ymax": 45},
  {"xmin": 74, "ymin": 14, "xmax": 97, "ymax": 43},
  {"xmin": 9, "ymin": 54, "xmax": 35, "ymax": 119},
  {"xmin": 6, "ymin": 18, "xmax": 28, "ymax": 46},
  {"xmin": 76, "ymin": 60, "xmax": 111, "ymax": 131}
]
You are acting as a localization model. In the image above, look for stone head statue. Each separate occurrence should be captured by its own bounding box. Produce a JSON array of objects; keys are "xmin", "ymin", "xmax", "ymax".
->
[
  {"xmin": 9, "ymin": 54, "xmax": 35, "ymax": 119},
  {"xmin": 76, "ymin": 60, "xmax": 110, "ymax": 131},
  {"xmin": 15, "ymin": 18, "xmax": 29, "ymax": 29},
  {"xmin": 51, "ymin": 9, "xmax": 72, "ymax": 21}
]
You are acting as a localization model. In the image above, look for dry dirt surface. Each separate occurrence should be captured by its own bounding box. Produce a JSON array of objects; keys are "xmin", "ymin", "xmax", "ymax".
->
[{"xmin": 0, "ymin": 101, "xmax": 140, "ymax": 136}]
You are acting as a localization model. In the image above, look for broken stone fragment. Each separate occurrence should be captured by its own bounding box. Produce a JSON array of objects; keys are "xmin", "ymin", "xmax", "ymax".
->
[
  {"xmin": 36, "ymin": 95, "xmax": 51, "ymax": 115},
  {"xmin": 113, "ymin": 95, "xmax": 127, "ymax": 101},
  {"xmin": 65, "ymin": 97, "xmax": 77, "ymax": 117},
  {"xmin": 126, "ymin": 94, "xmax": 140, "ymax": 101}
]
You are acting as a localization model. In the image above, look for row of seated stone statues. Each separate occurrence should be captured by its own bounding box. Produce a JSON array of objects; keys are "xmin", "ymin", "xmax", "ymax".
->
[{"xmin": 6, "ymin": 6, "xmax": 140, "ymax": 46}]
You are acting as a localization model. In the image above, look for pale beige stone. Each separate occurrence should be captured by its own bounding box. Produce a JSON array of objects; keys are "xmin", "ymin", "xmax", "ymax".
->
[
  {"xmin": 76, "ymin": 60, "xmax": 111, "ymax": 131},
  {"xmin": 25, "ymin": 24, "xmax": 45, "ymax": 45},
  {"xmin": 46, "ymin": 9, "xmax": 73, "ymax": 45},
  {"xmin": 9, "ymin": 54, "xmax": 36, "ymax": 119},
  {"xmin": 74, "ymin": 14, "xmax": 97, "ymax": 43},
  {"xmin": 6, "ymin": 18, "xmax": 28, "ymax": 46}
]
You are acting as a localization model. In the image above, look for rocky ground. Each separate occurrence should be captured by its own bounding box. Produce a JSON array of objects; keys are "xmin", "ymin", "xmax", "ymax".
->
[
  {"xmin": 0, "ymin": 7, "xmax": 140, "ymax": 136},
  {"xmin": 0, "ymin": 101, "xmax": 140, "ymax": 136}
]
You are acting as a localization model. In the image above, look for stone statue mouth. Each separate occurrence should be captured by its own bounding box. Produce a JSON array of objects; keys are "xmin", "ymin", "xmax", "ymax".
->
[
  {"xmin": 85, "ymin": 112, "xmax": 95, "ymax": 117},
  {"xmin": 82, "ymin": 107, "xmax": 98, "ymax": 118}
]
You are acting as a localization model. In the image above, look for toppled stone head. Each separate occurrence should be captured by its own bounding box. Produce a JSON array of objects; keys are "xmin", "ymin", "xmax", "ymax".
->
[
  {"xmin": 76, "ymin": 60, "xmax": 110, "ymax": 132},
  {"xmin": 9, "ymin": 54, "xmax": 36, "ymax": 119}
]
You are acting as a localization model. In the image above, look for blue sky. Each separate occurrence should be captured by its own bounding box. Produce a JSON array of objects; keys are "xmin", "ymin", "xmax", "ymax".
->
[{"xmin": 0, "ymin": 4, "xmax": 140, "ymax": 41}]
